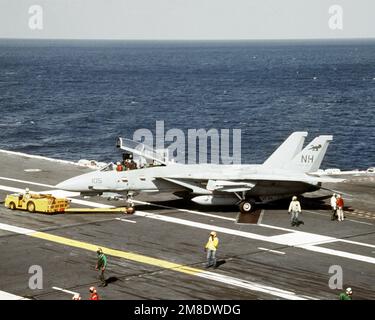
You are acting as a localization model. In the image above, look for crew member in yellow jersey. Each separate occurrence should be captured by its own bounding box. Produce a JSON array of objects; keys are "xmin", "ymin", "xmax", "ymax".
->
[{"xmin": 205, "ymin": 231, "xmax": 219, "ymax": 268}]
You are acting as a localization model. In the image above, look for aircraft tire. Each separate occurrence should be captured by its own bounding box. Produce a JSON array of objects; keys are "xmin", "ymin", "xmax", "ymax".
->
[
  {"xmin": 126, "ymin": 207, "xmax": 135, "ymax": 214},
  {"xmin": 239, "ymin": 200, "xmax": 254, "ymax": 214}
]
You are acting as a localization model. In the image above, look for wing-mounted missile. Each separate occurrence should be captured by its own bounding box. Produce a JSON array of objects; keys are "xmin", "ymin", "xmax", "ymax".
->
[{"xmin": 206, "ymin": 180, "xmax": 256, "ymax": 192}]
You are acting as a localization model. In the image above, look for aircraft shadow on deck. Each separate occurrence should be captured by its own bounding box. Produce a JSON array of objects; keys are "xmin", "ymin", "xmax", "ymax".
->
[
  {"xmin": 133, "ymin": 196, "xmax": 333, "ymax": 213},
  {"xmin": 130, "ymin": 196, "xmax": 337, "ymax": 225}
]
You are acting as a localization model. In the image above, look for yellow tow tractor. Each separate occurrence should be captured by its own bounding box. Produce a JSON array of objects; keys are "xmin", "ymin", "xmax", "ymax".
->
[
  {"xmin": 5, "ymin": 193, "xmax": 70, "ymax": 214},
  {"xmin": 4, "ymin": 192, "xmax": 135, "ymax": 215}
]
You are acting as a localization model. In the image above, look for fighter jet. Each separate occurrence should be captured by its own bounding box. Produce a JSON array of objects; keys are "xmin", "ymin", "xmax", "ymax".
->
[{"xmin": 56, "ymin": 132, "xmax": 342, "ymax": 213}]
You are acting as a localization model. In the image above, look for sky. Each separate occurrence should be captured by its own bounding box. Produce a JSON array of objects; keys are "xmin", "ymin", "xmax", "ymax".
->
[{"xmin": 0, "ymin": 0, "xmax": 374, "ymax": 40}]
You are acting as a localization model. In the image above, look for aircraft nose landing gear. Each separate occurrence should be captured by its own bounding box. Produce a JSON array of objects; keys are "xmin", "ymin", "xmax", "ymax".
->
[
  {"xmin": 125, "ymin": 191, "xmax": 136, "ymax": 214},
  {"xmin": 126, "ymin": 206, "xmax": 135, "ymax": 214}
]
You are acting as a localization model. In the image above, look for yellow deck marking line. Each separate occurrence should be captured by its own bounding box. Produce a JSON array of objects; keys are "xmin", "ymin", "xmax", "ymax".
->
[{"xmin": 30, "ymin": 231, "xmax": 199, "ymax": 276}]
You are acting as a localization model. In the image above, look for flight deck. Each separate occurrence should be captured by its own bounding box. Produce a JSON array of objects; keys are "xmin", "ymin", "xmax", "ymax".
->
[{"xmin": 0, "ymin": 149, "xmax": 374, "ymax": 300}]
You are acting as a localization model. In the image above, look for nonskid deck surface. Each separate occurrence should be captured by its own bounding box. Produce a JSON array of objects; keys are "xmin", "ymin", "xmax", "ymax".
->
[{"xmin": 0, "ymin": 150, "xmax": 374, "ymax": 300}]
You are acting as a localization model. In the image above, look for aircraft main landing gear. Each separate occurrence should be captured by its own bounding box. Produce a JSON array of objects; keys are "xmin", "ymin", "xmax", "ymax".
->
[
  {"xmin": 239, "ymin": 200, "xmax": 255, "ymax": 214},
  {"xmin": 234, "ymin": 192, "xmax": 256, "ymax": 214}
]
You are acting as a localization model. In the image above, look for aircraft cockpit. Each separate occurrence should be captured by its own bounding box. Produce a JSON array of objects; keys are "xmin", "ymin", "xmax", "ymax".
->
[{"xmin": 100, "ymin": 162, "xmax": 115, "ymax": 172}]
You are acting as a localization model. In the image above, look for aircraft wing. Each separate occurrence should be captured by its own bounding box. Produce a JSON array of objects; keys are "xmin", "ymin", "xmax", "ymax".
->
[
  {"xmin": 161, "ymin": 173, "xmax": 345, "ymax": 184},
  {"xmin": 162, "ymin": 178, "xmax": 211, "ymax": 194},
  {"xmin": 159, "ymin": 174, "xmax": 344, "ymax": 195}
]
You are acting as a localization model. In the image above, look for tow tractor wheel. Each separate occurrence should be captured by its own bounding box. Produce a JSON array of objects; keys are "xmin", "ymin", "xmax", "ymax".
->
[
  {"xmin": 27, "ymin": 201, "xmax": 36, "ymax": 213},
  {"xmin": 239, "ymin": 200, "xmax": 254, "ymax": 214},
  {"xmin": 9, "ymin": 202, "xmax": 16, "ymax": 210}
]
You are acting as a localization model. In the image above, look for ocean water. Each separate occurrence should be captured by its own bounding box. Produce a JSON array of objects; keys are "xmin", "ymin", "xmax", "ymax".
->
[{"xmin": 0, "ymin": 39, "xmax": 374, "ymax": 170}]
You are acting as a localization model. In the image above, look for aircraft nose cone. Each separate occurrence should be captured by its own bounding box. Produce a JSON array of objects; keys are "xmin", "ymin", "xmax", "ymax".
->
[
  {"xmin": 55, "ymin": 180, "xmax": 72, "ymax": 191},
  {"xmin": 56, "ymin": 177, "xmax": 83, "ymax": 191}
]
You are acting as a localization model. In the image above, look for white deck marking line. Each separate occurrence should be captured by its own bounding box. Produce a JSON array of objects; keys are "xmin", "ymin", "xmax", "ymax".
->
[
  {"xmin": 0, "ymin": 222, "xmax": 307, "ymax": 300},
  {"xmin": 345, "ymin": 219, "xmax": 373, "ymax": 226},
  {"xmin": 0, "ymin": 176, "xmax": 59, "ymax": 189},
  {"xmin": 52, "ymin": 286, "xmax": 79, "ymax": 296},
  {"xmin": 258, "ymin": 224, "xmax": 299, "ymax": 233},
  {"xmin": 132, "ymin": 199, "xmax": 236, "ymax": 222},
  {"xmin": 260, "ymin": 222, "xmax": 375, "ymax": 246},
  {"xmin": 24, "ymin": 169, "xmax": 42, "ymax": 172},
  {"xmin": 299, "ymin": 245, "xmax": 375, "ymax": 264},
  {"xmin": 0, "ymin": 149, "xmax": 81, "ymax": 167},
  {"xmin": 0, "ymin": 185, "xmax": 27, "ymax": 195},
  {"xmin": 0, "ymin": 184, "xmax": 375, "ymax": 265},
  {"xmin": 267, "ymin": 232, "xmax": 336, "ymax": 247},
  {"xmin": 339, "ymin": 239, "xmax": 375, "ymax": 249},
  {"xmin": 303, "ymin": 210, "xmax": 330, "ymax": 217},
  {"xmin": 0, "ymin": 222, "xmax": 37, "ymax": 235},
  {"xmin": 115, "ymin": 218, "xmax": 137, "ymax": 224},
  {"xmin": 0, "ymin": 290, "xmax": 29, "ymax": 300},
  {"xmin": 197, "ymin": 271, "xmax": 303, "ymax": 300},
  {"xmin": 257, "ymin": 209, "xmax": 265, "ymax": 225},
  {"xmin": 257, "ymin": 247, "xmax": 286, "ymax": 255},
  {"xmin": 134, "ymin": 210, "xmax": 269, "ymax": 241},
  {"xmin": 302, "ymin": 210, "xmax": 374, "ymax": 225}
]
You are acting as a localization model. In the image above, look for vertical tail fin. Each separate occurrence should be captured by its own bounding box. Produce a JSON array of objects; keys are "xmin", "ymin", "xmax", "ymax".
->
[
  {"xmin": 263, "ymin": 132, "xmax": 308, "ymax": 168},
  {"xmin": 284, "ymin": 135, "xmax": 333, "ymax": 173}
]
